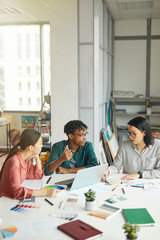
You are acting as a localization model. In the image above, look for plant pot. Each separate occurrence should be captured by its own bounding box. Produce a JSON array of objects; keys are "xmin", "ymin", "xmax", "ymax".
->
[
  {"xmin": 126, "ymin": 237, "xmax": 137, "ymax": 240},
  {"xmin": 85, "ymin": 200, "xmax": 95, "ymax": 211}
]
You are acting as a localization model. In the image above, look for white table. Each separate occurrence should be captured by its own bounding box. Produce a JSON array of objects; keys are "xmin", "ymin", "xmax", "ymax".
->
[{"xmin": 1, "ymin": 173, "xmax": 160, "ymax": 240}]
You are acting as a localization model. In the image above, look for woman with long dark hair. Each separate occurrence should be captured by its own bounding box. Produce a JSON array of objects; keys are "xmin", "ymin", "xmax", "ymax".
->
[
  {"xmin": 103, "ymin": 116, "xmax": 160, "ymax": 180},
  {"xmin": 0, "ymin": 129, "xmax": 59, "ymax": 199}
]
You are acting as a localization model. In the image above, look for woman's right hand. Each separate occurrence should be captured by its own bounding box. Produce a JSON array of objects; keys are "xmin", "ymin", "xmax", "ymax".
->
[
  {"xmin": 45, "ymin": 188, "xmax": 60, "ymax": 197},
  {"xmin": 102, "ymin": 168, "xmax": 109, "ymax": 182}
]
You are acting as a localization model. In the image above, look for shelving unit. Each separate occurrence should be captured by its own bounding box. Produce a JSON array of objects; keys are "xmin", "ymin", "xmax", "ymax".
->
[
  {"xmin": 35, "ymin": 93, "xmax": 51, "ymax": 152},
  {"xmin": 112, "ymin": 97, "xmax": 160, "ymax": 143},
  {"xmin": 37, "ymin": 118, "xmax": 51, "ymax": 152}
]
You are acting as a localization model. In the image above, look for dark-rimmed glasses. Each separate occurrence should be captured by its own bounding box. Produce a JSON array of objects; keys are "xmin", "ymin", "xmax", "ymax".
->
[
  {"xmin": 73, "ymin": 132, "xmax": 88, "ymax": 138},
  {"xmin": 127, "ymin": 131, "xmax": 137, "ymax": 138}
]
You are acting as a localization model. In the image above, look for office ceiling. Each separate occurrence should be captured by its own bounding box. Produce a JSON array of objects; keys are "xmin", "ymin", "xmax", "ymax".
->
[
  {"xmin": 105, "ymin": 0, "xmax": 160, "ymax": 19},
  {"xmin": 0, "ymin": 0, "xmax": 159, "ymax": 24},
  {"xmin": 0, "ymin": 0, "xmax": 49, "ymax": 24}
]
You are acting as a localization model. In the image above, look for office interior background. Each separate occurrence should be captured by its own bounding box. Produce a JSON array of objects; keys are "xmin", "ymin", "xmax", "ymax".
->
[{"xmin": 0, "ymin": 0, "xmax": 160, "ymax": 158}]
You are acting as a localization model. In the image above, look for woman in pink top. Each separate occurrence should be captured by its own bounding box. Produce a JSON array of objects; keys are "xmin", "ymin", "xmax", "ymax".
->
[{"xmin": 0, "ymin": 129, "xmax": 60, "ymax": 199}]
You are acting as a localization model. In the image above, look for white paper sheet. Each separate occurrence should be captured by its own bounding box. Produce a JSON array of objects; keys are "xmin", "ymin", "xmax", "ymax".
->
[
  {"xmin": 13, "ymin": 217, "xmax": 58, "ymax": 238},
  {"xmin": 21, "ymin": 176, "xmax": 51, "ymax": 189}
]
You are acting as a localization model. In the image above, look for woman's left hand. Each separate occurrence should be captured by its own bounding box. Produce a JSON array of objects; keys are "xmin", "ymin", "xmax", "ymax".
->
[
  {"xmin": 121, "ymin": 173, "xmax": 140, "ymax": 180},
  {"xmin": 33, "ymin": 154, "xmax": 42, "ymax": 170}
]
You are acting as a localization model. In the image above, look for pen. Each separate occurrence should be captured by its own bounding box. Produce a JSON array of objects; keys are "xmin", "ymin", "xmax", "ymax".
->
[
  {"xmin": 45, "ymin": 198, "xmax": 54, "ymax": 206},
  {"xmin": 59, "ymin": 200, "xmax": 65, "ymax": 209},
  {"xmin": 131, "ymin": 185, "xmax": 143, "ymax": 188},
  {"xmin": 46, "ymin": 177, "xmax": 51, "ymax": 184},
  {"xmin": 112, "ymin": 184, "xmax": 120, "ymax": 191},
  {"xmin": 122, "ymin": 188, "xmax": 125, "ymax": 194}
]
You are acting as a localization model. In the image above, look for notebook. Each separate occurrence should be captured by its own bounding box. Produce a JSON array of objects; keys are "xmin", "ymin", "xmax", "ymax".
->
[
  {"xmin": 122, "ymin": 208, "xmax": 155, "ymax": 226},
  {"xmin": 57, "ymin": 219, "xmax": 103, "ymax": 240},
  {"xmin": 55, "ymin": 164, "xmax": 108, "ymax": 191},
  {"xmin": 89, "ymin": 203, "xmax": 121, "ymax": 220}
]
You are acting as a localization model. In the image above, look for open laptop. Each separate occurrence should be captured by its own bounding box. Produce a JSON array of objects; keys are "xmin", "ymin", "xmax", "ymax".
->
[{"xmin": 55, "ymin": 163, "xmax": 108, "ymax": 191}]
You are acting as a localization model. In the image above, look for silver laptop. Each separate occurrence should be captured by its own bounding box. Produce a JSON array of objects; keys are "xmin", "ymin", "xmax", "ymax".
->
[{"xmin": 55, "ymin": 164, "xmax": 108, "ymax": 191}]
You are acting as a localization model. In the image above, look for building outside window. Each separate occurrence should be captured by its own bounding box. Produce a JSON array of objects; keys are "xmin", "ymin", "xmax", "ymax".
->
[{"xmin": 0, "ymin": 24, "xmax": 50, "ymax": 111}]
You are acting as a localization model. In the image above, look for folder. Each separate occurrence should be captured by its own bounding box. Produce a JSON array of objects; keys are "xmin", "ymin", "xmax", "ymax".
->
[{"xmin": 57, "ymin": 219, "xmax": 103, "ymax": 240}]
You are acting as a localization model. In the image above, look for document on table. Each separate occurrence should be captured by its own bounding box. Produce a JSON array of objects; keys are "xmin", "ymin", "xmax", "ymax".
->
[
  {"xmin": 70, "ymin": 182, "xmax": 113, "ymax": 196},
  {"xmin": 21, "ymin": 176, "xmax": 51, "ymax": 189},
  {"xmin": 13, "ymin": 217, "xmax": 58, "ymax": 238}
]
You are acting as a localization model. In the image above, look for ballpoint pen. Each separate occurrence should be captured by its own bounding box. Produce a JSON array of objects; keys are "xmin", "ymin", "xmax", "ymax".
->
[
  {"xmin": 45, "ymin": 198, "xmax": 54, "ymax": 206},
  {"xmin": 46, "ymin": 177, "xmax": 51, "ymax": 184},
  {"xmin": 131, "ymin": 185, "xmax": 143, "ymax": 188}
]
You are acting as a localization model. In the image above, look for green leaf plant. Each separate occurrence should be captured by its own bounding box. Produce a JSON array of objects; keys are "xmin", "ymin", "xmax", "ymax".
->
[
  {"xmin": 84, "ymin": 189, "xmax": 96, "ymax": 202},
  {"xmin": 123, "ymin": 222, "xmax": 140, "ymax": 240}
]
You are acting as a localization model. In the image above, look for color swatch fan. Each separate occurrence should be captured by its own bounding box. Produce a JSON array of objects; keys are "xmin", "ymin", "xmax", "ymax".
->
[
  {"xmin": 0, "ymin": 226, "xmax": 17, "ymax": 239},
  {"xmin": 43, "ymin": 185, "xmax": 65, "ymax": 190}
]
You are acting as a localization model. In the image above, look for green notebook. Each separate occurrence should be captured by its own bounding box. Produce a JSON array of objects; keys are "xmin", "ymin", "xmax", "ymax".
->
[{"xmin": 122, "ymin": 208, "xmax": 155, "ymax": 226}]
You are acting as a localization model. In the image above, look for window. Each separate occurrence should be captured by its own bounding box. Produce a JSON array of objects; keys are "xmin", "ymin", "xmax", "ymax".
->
[
  {"xmin": 27, "ymin": 82, "xmax": 31, "ymax": 90},
  {"xmin": 0, "ymin": 24, "xmax": 50, "ymax": 111},
  {"xmin": 18, "ymin": 82, "xmax": 22, "ymax": 90},
  {"xmin": 28, "ymin": 97, "xmax": 31, "ymax": 105}
]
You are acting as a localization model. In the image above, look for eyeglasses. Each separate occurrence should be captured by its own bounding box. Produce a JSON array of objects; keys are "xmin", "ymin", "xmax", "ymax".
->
[
  {"xmin": 73, "ymin": 132, "xmax": 88, "ymax": 138},
  {"xmin": 127, "ymin": 131, "xmax": 137, "ymax": 138}
]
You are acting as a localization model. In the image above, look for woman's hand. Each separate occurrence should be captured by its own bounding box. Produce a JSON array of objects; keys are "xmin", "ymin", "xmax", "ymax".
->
[
  {"xmin": 33, "ymin": 154, "xmax": 42, "ymax": 170},
  {"xmin": 121, "ymin": 173, "xmax": 140, "ymax": 181},
  {"xmin": 32, "ymin": 188, "xmax": 60, "ymax": 197},
  {"xmin": 102, "ymin": 168, "xmax": 109, "ymax": 182},
  {"xmin": 46, "ymin": 188, "xmax": 60, "ymax": 197}
]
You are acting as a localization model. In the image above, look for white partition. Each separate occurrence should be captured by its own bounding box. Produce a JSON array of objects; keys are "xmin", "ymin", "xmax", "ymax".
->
[
  {"xmin": 114, "ymin": 40, "xmax": 146, "ymax": 95},
  {"xmin": 115, "ymin": 19, "xmax": 146, "ymax": 36},
  {"xmin": 79, "ymin": 45, "xmax": 93, "ymax": 108},
  {"xmin": 150, "ymin": 40, "xmax": 160, "ymax": 96}
]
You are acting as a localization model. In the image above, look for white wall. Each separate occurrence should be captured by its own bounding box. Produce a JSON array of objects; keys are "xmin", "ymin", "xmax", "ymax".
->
[
  {"xmin": 49, "ymin": 0, "xmax": 78, "ymax": 143},
  {"xmin": 113, "ymin": 19, "xmax": 160, "ymax": 129}
]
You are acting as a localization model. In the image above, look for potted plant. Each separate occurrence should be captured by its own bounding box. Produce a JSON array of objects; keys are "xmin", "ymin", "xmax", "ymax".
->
[
  {"xmin": 123, "ymin": 222, "xmax": 139, "ymax": 240},
  {"xmin": 84, "ymin": 189, "xmax": 96, "ymax": 211}
]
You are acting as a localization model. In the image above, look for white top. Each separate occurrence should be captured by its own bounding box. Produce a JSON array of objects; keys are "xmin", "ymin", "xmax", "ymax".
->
[{"xmin": 109, "ymin": 139, "xmax": 160, "ymax": 178}]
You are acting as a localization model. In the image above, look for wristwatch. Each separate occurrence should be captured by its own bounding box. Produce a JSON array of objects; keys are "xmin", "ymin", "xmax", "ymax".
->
[{"xmin": 138, "ymin": 171, "xmax": 143, "ymax": 178}]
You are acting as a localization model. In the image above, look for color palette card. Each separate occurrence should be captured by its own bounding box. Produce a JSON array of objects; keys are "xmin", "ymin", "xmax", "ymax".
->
[
  {"xmin": 50, "ymin": 213, "xmax": 78, "ymax": 221},
  {"xmin": 105, "ymin": 194, "xmax": 127, "ymax": 204},
  {"xmin": 0, "ymin": 226, "xmax": 17, "ymax": 239},
  {"xmin": 63, "ymin": 197, "xmax": 78, "ymax": 210},
  {"xmin": 10, "ymin": 203, "xmax": 40, "ymax": 215}
]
